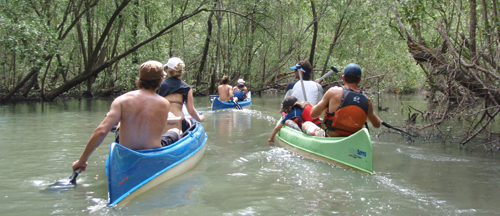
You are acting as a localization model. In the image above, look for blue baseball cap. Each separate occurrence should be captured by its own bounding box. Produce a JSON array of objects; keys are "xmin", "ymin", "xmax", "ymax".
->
[
  {"xmin": 290, "ymin": 63, "xmax": 310, "ymax": 74},
  {"xmin": 343, "ymin": 63, "xmax": 362, "ymax": 77}
]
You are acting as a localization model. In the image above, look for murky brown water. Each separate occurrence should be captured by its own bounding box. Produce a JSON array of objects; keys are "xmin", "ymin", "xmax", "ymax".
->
[{"xmin": 1, "ymin": 93, "xmax": 499, "ymax": 215}]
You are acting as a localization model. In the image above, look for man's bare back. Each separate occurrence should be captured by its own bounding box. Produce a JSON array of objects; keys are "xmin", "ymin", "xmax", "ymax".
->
[
  {"xmin": 72, "ymin": 60, "xmax": 169, "ymax": 173},
  {"xmin": 218, "ymin": 84, "xmax": 233, "ymax": 102},
  {"xmin": 114, "ymin": 89, "xmax": 170, "ymax": 150}
]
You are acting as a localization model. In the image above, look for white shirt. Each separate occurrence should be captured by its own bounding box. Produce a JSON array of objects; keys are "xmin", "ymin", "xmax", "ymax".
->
[{"xmin": 284, "ymin": 80, "xmax": 323, "ymax": 105}]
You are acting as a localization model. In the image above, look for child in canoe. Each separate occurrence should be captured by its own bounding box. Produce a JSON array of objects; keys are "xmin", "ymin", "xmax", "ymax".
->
[{"xmin": 267, "ymin": 96, "xmax": 323, "ymax": 142}]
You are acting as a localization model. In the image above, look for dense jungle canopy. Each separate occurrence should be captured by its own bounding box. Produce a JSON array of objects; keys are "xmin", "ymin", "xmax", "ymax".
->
[{"xmin": 1, "ymin": 0, "xmax": 499, "ymax": 149}]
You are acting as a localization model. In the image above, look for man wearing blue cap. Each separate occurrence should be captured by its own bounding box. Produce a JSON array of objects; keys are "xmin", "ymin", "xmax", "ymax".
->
[
  {"xmin": 285, "ymin": 60, "xmax": 323, "ymax": 105},
  {"xmin": 310, "ymin": 63, "xmax": 381, "ymax": 137}
]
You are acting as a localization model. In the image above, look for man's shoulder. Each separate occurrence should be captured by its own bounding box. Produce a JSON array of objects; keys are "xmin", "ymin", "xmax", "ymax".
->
[
  {"xmin": 116, "ymin": 90, "xmax": 139, "ymax": 99},
  {"xmin": 325, "ymin": 86, "xmax": 343, "ymax": 97},
  {"xmin": 328, "ymin": 86, "xmax": 343, "ymax": 91}
]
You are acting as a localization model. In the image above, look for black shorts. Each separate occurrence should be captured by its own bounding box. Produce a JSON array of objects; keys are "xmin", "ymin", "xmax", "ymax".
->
[
  {"xmin": 115, "ymin": 128, "xmax": 120, "ymax": 143},
  {"xmin": 161, "ymin": 130, "xmax": 180, "ymax": 147},
  {"xmin": 115, "ymin": 128, "xmax": 179, "ymax": 147},
  {"xmin": 182, "ymin": 118, "xmax": 191, "ymax": 132}
]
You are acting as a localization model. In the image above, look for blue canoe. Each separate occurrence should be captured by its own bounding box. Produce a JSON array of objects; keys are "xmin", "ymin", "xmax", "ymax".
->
[
  {"xmin": 211, "ymin": 92, "xmax": 252, "ymax": 111},
  {"xmin": 105, "ymin": 121, "xmax": 207, "ymax": 206}
]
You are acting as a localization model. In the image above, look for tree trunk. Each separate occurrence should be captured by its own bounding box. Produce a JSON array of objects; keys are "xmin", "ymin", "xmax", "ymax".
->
[
  {"xmin": 469, "ymin": 0, "xmax": 477, "ymax": 59},
  {"xmin": 44, "ymin": 3, "xmax": 206, "ymax": 101},
  {"xmin": 321, "ymin": 0, "xmax": 351, "ymax": 76},
  {"xmin": 21, "ymin": 73, "xmax": 39, "ymax": 98},
  {"xmin": 197, "ymin": 12, "xmax": 214, "ymax": 87},
  {"xmin": 308, "ymin": 0, "xmax": 318, "ymax": 79},
  {"xmin": 243, "ymin": 5, "xmax": 256, "ymax": 82},
  {"xmin": 209, "ymin": 0, "xmax": 222, "ymax": 94},
  {"xmin": 1, "ymin": 62, "xmax": 42, "ymax": 102}
]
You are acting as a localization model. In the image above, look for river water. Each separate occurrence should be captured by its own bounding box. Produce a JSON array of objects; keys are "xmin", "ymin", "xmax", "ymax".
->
[{"xmin": 1, "ymin": 93, "xmax": 499, "ymax": 215}]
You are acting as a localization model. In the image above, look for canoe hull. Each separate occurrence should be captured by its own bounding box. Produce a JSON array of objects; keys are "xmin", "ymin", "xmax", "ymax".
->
[
  {"xmin": 105, "ymin": 121, "xmax": 207, "ymax": 206},
  {"xmin": 275, "ymin": 125, "xmax": 374, "ymax": 174},
  {"xmin": 211, "ymin": 92, "xmax": 252, "ymax": 111}
]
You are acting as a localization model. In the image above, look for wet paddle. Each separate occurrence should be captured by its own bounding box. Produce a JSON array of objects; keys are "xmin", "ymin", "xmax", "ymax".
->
[
  {"xmin": 46, "ymin": 167, "xmax": 83, "ymax": 190},
  {"xmin": 234, "ymin": 102, "xmax": 243, "ymax": 110},
  {"xmin": 381, "ymin": 121, "xmax": 416, "ymax": 137}
]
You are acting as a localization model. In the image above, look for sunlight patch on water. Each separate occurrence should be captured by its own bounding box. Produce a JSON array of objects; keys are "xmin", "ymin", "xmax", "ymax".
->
[
  {"xmin": 240, "ymin": 109, "xmax": 278, "ymax": 125},
  {"xmin": 32, "ymin": 180, "xmax": 45, "ymax": 186},
  {"xmin": 374, "ymin": 175, "xmax": 457, "ymax": 213},
  {"xmin": 228, "ymin": 173, "xmax": 248, "ymax": 177},
  {"xmin": 396, "ymin": 148, "xmax": 470, "ymax": 162},
  {"xmin": 87, "ymin": 197, "xmax": 108, "ymax": 213}
]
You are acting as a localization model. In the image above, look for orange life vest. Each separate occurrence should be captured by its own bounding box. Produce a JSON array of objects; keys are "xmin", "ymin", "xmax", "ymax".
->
[{"xmin": 323, "ymin": 88, "xmax": 368, "ymax": 136}]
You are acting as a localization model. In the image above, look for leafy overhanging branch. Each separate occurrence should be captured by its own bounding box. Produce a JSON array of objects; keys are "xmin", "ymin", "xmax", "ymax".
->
[{"xmin": 44, "ymin": 6, "xmax": 210, "ymax": 101}]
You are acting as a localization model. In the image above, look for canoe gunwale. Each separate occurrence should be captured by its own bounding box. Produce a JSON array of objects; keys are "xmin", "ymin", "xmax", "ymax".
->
[{"xmin": 276, "ymin": 124, "xmax": 375, "ymax": 174}]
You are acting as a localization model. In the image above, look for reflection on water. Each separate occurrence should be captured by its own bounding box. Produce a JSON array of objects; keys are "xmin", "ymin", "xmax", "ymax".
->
[
  {"xmin": 213, "ymin": 110, "xmax": 252, "ymax": 137},
  {"xmin": 1, "ymin": 94, "xmax": 500, "ymax": 215}
]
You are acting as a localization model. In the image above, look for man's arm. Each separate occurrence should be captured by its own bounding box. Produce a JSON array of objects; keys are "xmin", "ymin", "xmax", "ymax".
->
[
  {"xmin": 72, "ymin": 99, "xmax": 121, "ymax": 172},
  {"xmin": 311, "ymin": 90, "xmax": 331, "ymax": 119},
  {"xmin": 366, "ymin": 98, "xmax": 381, "ymax": 128}
]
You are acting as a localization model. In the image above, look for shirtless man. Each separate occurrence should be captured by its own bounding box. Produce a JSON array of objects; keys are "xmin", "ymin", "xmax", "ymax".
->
[
  {"xmin": 310, "ymin": 63, "xmax": 381, "ymax": 137},
  {"xmin": 217, "ymin": 75, "xmax": 233, "ymax": 102},
  {"xmin": 72, "ymin": 60, "xmax": 174, "ymax": 173}
]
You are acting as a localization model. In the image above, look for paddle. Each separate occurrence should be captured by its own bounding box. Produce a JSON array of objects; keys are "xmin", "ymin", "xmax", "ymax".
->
[
  {"xmin": 209, "ymin": 94, "xmax": 218, "ymax": 102},
  {"xmin": 234, "ymin": 101, "xmax": 242, "ymax": 110},
  {"xmin": 381, "ymin": 121, "xmax": 416, "ymax": 137},
  {"xmin": 297, "ymin": 66, "xmax": 308, "ymax": 102},
  {"xmin": 317, "ymin": 66, "xmax": 340, "ymax": 82},
  {"xmin": 46, "ymin": 167, "xmax": 83, "ymax": 190}
]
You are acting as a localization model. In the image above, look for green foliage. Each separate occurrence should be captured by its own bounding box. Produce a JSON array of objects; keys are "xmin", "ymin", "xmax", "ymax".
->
[{"xmin": 4, "ymin": 0, "xmax": 485, "ymax": 100}]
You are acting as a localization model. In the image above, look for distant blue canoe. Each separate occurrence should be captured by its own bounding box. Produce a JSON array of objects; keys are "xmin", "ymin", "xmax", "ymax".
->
[
  {"xmin": 105, "ymin": 121, "xmax": 207, "ymax": 207},
  {"xmin": 211, "ymin": 92, "xmax": 252, "ymax": 111}
]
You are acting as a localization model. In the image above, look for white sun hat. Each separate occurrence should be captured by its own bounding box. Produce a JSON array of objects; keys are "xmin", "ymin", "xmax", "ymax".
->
[
  {"xmin": 237, "ymin": 78, "xmax": 245, "ymax": 84},
  {"xmin": 164, "ymin": 57, "xmax": 185, "ymax": 71}
]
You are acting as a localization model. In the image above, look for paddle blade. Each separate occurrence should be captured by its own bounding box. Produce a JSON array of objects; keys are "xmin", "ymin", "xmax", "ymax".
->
[
  {"xmin": 209, "ymin": 95, "xmax": 219, "ymax": 102},
  {"xmin": 330, "ymin": 66, "xmax": 339, "ymax": 73},
  {"xmin": 46, "ymin": 167, "xmax": 82, "ymax": 190},
  {"xmin": 234, "ymin": 102, "xmax": 242, "ymax": 110}
]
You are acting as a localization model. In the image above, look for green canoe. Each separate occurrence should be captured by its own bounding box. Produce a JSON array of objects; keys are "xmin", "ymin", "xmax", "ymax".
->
[{"xmin": 275, "ymin": 124, "xmax": 375, "ymax": 174}]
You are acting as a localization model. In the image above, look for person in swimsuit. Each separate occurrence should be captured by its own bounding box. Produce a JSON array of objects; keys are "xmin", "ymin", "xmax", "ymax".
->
[
  {"xmin": 157, "ymin": 57, "xmax": 205, "ymax": 133},
  {"xmin": 218, "ymin": 76, "xmax": 233, "ymax": 102},
  {"xmin": 72, "ymin": 60, "xmax": 178, "ymax": 173},
  {"xmin": 310, "ymin": 63, "xmax": 381, "ymax": 137}
]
